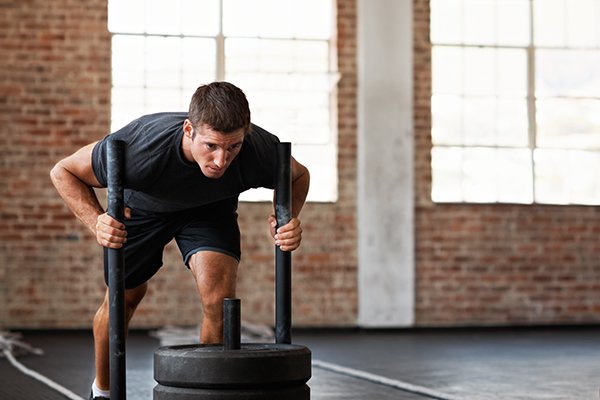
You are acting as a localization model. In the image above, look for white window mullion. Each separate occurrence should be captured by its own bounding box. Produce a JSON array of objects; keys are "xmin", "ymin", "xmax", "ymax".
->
[
  {"xmin": 216, "ymin": 0, "xmax": 225, "ymax": 81},
  {"xmin": 528, "ymin": 0, "xmax": 537, "ymax": 202}
]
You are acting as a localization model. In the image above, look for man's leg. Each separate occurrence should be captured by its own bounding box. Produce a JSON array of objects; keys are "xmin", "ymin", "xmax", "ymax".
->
[
  {"xmin": 92, "ymin": 283, "xmax": 148, "ymax": 391},
  {"xmin": 188, "ymin": 251, "xmax": 239, "ymax": 343}
]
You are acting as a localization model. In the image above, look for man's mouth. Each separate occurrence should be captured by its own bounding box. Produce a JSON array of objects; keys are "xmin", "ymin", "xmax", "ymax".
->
[{"xmin": 206, "ymin": 165, "xmax": 222, "ymax": 175}]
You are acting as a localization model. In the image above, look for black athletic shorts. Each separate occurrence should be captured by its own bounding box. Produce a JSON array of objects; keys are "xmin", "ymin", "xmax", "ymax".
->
[{"xmin": 103, "ymin": 197, "xmax": 241, "ymax": 289}]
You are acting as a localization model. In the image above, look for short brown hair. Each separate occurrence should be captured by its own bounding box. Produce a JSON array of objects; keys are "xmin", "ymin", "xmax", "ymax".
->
[{"xmin": 188, "ymin": 81, "xmax": 252, "ymax": 136}]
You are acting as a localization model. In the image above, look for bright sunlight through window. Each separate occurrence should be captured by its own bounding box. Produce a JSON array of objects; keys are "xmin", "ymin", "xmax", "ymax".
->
[
  {"xmin": 108, "ymin": 0, "xmax": 339, "ymax": 202},
  {"xmin": 431, "ymin": 0, "xmax": 600, "ymax": 205}
]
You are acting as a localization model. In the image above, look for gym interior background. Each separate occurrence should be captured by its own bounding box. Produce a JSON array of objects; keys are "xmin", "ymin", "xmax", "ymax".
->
[{"xmin": 1, "ymin": 0, "xmax": 599, "ymax": 332}]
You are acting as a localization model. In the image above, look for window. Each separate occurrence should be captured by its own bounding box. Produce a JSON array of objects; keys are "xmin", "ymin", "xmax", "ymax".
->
[
  {"xmin": 430, "ymin": 0, "xmax": 600, "ymax": 205},
  {"xmin": 108, "ymin": 0, "xmax": 338, "ymax": 202}
]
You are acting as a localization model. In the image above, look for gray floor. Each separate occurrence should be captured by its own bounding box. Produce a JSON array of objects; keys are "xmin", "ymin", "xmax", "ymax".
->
[{"xmin": 1, "ymin": 327, "xmax": 599, "ymax": 399}]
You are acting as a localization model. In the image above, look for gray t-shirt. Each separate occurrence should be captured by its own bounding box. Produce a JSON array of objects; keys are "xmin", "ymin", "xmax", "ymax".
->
[{"xmin": 92, "ymin": 112, "xmax": 279, "ymax": 212}]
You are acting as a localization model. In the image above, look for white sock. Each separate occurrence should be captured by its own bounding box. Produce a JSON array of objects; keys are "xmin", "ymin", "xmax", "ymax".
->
[{"xmin": 92, "ymin": 379, "xmax": 111, "ymax": 398}]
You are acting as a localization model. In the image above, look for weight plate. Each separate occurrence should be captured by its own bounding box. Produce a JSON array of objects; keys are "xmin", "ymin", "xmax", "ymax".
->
[
  {"xmin": 154, "ymin": 343, "xmax": 311, "ymax": 389},
  {"xmin": 153, "ymin": 383, "xmax": 310, "ymax": 400}
]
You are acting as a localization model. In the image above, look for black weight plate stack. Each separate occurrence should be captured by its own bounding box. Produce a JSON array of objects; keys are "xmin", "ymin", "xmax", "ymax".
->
[
  {"xmin": 153, "ymin": 343, "xmax": 311, "ymax": 399},
  {"xmin": 155, "ymin": 343, "xmax": 311, "ymax": 389}
]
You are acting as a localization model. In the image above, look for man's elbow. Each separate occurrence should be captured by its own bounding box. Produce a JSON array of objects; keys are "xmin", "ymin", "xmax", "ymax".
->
[
  {"xmin": 302, "ymin": 167, "xmax": 310, "ymax": 188},
  {"xmin": 49, "ymin": 161, "xmax": 63, "ymax": 187}
]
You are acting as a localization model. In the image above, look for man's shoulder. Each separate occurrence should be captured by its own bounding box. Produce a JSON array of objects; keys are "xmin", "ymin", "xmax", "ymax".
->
[{"xmin": 134, "ymin": 112, "xmax": 188, "ymax": 130}]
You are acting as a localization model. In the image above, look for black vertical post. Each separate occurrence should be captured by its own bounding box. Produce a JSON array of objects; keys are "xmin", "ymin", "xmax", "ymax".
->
[
  {"xmin": 223, "ymin": 298, "xmax": 241, "ymax": 350},
  {"xmin": 107, "ymin": 139, "xmax": 126, "ymax": 400},
  {"xmin": 275, "ymin": 142, "xmax": 292, "ymax": 344}
]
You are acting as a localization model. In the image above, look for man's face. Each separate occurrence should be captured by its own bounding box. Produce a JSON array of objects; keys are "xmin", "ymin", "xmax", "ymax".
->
[{"xmin": 186, "ymin": 123, "xmax": 245, "ymax": 179}]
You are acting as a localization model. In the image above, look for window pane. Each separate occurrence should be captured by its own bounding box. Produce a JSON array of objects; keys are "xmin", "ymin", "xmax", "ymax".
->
[
  {"xmin": 223, "ymin": 0, "xmax": 261, "ymax": 37},
  {"xmin": 464, "ymin": 97, "xmax": 496, "ymax": 146},
  {"xmin": 181, "ymin": 0, "xmax": 220, "ymax": 36},
  {"xmin": 496, "ymin": 148, "xmax": 533, "ymax": 203},
  {"xmin": 536, "ymin": 50, "xmax": 600, "ymax": 98},
  {"xmin": 462, "ymin": 147, "xmax": 499, "ymax": 202},
  {"xmin": 224, "ymin": 0, "xmax": 331, "ymax": 39},
  {"xmin": 565, "ymin": 150, "xmax": 600, "ymax": 204},
  {"xmin": 535, "ymin": 149, "xmax": 600, "ymax": 205},
  {"xmin": 497, "ymin": 49, "xmax": 527, "ymax": 96},
  {"xmin": 145, "ymin": 37, "xmax": 181, "ymax": 88},
  {"xmin": 497, "ymin": 0, "xmax": 530, "ymax": 46},
  {"xmin": 432, "ymin": 94, "xmax": 463, "ymax": 146},
  {"xmin": 432, "ymin": 147, "xmax": 533, "ymax": 204},
  {"xmin": 534, "ymin": 0, "xmax": 567, "ymax": 47},
  {"xmin": 227, "ymin": 39, "xmax": 285, "ymax": 72},
  {"xmin": 537, "ymin": 98, "xmax": 600, "ymax": 150},
  {"xmin": 293, "ymin": 143, "xmax": 337, "ymax": 202},
  {"xmin": 226, "ymin": 39, "xmax": 335, "ymax": 145},
  {"xmin": 112, "ymin": 35, "xmax": 145, "ymax": 87},
  {"xmin": 462, "ymin": 148, "xmax": 532, "ymax": 203},
  {"xmin": 146, "ymin": 0, "xmax": 182, "ymax": 35},
  {"xmin": 535, "ymin": 149, "xmax": 568, "ymax": 203},
  {"xmin": 111, "ymin": 87, "xmax": 145, "ymax": 131},
  {"xmin": 145, "ymin": 88, "xmax": 184, "ymax": 113},
  {"xmin": 431, "ymin": 0, "xmax": 530, "ymax": 46},
  {"xmin": 181, "ymin": 38, "xmax": 216, "ymax": 90},
  {"xmin": 292, "ymin": 0, "xmax": 332, "ymax": 40},
  {"xmin": 497, "ymin": 98, "xmax": 529, "ymax": 147},
  {"xmin": 432, "ymin": 146, "xmax": 464, "ymax": 202},
  {"xmin": 567, "ymin": 0, "xmax": 598, "ymax": 48},
  {"xmin": 464, "ymin": 48, "xmax": 495, "ymax": 96},
  {"xmin": 226, "ymin": 38, "xmax": 329, "ymax": 73},
  {"xmin": 464, "ymin": 0, "xmax": 494, "ymax": 45},
  {"xmin": 228, "ymin": 72, "xmax": 331, "ymax": 143},
  {"xmin": 108, "ymin": 0, "xmax": 145, "ymax": 34},
  {"xmin": 432, "ymin": 46, "xmax": 463, "ymax": 94},
  {"xmin": 430, "ymin": 0, "xmax": 462, "ymax": 44},
  {"xmin": 256, "ymin": 0, "xmax": 296, "ymax": 39}
]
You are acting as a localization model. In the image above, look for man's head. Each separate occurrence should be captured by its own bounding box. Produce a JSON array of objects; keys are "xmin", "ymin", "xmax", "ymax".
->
[
  {"xmin": 182, "ymin": 82, "xmax": 250, "ymax": 179},
  {"xmin": 188, "ymin": 81, "xmax": 252, "ymax": 137}
]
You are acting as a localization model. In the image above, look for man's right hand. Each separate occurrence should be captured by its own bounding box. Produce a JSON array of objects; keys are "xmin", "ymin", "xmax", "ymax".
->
[{"xmin": 95, "ymin": 208, "xmax": 130, "ymax": 248}]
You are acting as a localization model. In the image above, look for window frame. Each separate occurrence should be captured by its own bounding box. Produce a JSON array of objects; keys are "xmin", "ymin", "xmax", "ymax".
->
[
  {"xmin": 108, "ymin": 0, "xmax": 339, "ymax": 203},
  {"xmin": 430, "ymin": 0, "xmax": 600, "ymax": 206}
]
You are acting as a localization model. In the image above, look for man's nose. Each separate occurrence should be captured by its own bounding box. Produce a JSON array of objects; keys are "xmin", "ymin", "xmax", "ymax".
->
[{"xmin": 214, "ymin": 150, "xmax": 226, "ymax": 167}]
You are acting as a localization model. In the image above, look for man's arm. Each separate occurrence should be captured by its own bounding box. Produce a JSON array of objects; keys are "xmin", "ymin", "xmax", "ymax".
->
[
  {"xmin": 50, "ymin": 142, "xmax": 128, "ymax": 249},
  {"xmin": 268, "ymin": 157, "xmax": 310, "ymax": 251}
]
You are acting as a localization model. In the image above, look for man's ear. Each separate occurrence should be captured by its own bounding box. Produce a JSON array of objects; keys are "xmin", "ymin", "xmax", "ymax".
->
[{"xmin": 183, "ymin": 119, "xmax": 194, "ymax": 139}]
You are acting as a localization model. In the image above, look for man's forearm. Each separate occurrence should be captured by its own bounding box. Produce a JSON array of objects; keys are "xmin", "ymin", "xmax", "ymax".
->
[
  {"xmin": 290, "ymin": 159, "xmax": 310, "ymax": 218},
  {"xmin": 291, "ymin": 170, "xmax": 309, "ymax": 218},
  {"xmin": 50, "ymin": 163, "xmax": 105, "ymax": 235}
]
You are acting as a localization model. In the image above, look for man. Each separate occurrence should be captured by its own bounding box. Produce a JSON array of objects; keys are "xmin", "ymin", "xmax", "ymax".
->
[{"xmin": 50, "ymin": 82, "xmax": 310, "ymax": 400}]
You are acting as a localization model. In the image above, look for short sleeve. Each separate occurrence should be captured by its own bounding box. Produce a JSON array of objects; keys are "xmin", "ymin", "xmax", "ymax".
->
[{"xmin": 91, "ymin": 136, "xmax": 109, "ymax": 188}]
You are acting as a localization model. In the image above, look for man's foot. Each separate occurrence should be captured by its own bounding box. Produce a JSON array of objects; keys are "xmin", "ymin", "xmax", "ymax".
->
[{"xmin": 89, "ymin": 390, "xmax": 109, "ymax": 400}]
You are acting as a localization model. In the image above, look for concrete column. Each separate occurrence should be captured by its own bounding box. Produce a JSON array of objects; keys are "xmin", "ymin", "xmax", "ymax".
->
[{"xmin": 357, "ymin": 0, "xmax": 414, "ymax": 327}]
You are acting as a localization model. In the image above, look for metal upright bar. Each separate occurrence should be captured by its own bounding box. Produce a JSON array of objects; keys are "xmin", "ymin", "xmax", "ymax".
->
[
  {"xmin": 223, "ymin": 298, "xmax": 241, "ymax": 350},
  {"xmin": 107, "ymin": 139, "xmax": 126, "ymax": 400},
  {"xmin": 275, "ymin": 142, "xmax": 292, "ymax": 344}
]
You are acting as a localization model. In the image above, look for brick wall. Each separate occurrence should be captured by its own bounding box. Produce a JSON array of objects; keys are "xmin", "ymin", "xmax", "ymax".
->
[
  {"xmin": 0, "ymin": 0, "xmax": 358, "ymax": 329},
  {"xmin": 3, "ymin": 0, "xmax": 598, "ymax": 330},
  {"xmin": 412, "ymin": 0, "xmax": 600, "ymax": 326},
  {"xmin": 0, "ymin": 0, "xmax": 112, "ymax": 328}
]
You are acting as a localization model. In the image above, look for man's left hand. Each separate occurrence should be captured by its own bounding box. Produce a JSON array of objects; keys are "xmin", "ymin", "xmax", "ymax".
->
[{"xmin": 268, "ymin": 215, "xmax": 303, "ymax": 252}]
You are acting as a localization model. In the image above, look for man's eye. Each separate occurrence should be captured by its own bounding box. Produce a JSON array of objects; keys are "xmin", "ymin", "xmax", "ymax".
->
[{"xmin": 206, "ymin": 144, "xmax": 215, "ymax": 149}]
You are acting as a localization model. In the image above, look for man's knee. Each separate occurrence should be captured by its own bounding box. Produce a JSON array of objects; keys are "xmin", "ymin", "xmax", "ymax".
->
[
  {"xmin": 124, "ymin": 283, "xmax": 148, "ymax": 319},
  {"xmin": 189, "ymin": 251, "xmax": 239, "ymax": 317}
]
